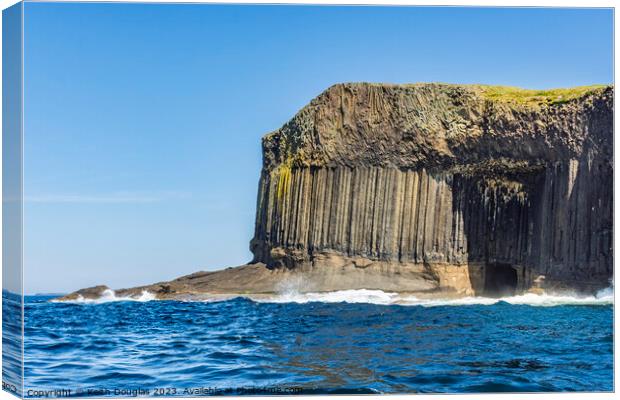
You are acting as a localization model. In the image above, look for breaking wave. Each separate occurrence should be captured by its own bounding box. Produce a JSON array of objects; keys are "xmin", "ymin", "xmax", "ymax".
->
[
  {"xmin": 53, "ymin": 289, "xmax": 156, "ymax": 304},
  {"xmin": 53, "ymin": 287, "xmax": 613, "ymax": 307},
  {"xmin": 260, "ymin": 289, "xmax": 400, "ymax": 305},
  {"xmin": 256, "ymin": 287, "xmax": 613, "ymax": 307}
]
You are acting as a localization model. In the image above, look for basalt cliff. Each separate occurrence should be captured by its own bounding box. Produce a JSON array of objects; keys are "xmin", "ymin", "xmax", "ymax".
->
[{"xmin": 59, "ymin": 83, "xmax": 613, "ymax": 301}]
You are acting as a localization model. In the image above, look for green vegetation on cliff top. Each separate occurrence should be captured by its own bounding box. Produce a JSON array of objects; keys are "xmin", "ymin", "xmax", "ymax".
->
[
  {"xmin": 347, "ymin": 82, "xmax": 609, "ymax": 106},
  {"xmin": 473, "ymin": 84, "xmax": 608, "ymax": 106}
]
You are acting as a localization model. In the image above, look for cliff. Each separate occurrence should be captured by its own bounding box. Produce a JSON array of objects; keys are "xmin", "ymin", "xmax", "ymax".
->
[
  {"xmin": 251, "ymin": 83, "xmax": 613, "ymax": 295},
  {"xmin": 58, "ymin": 83, "xmax": 613, "ymax": 301}
]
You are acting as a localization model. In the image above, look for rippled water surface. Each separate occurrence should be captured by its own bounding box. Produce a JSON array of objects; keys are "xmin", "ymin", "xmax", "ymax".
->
[{"xmin": 14, "ymin": 292, "xmax": 614, "ymax": 396}]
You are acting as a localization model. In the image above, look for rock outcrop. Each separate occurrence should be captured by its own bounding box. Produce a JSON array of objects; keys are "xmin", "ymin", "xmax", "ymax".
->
[
  {"xmin": 250, "ymin": 83, "xmax": 613, "ymax": 295},
  {"xmin": 58, "ymin": 83, "xmax": 613, "ymax": 301}
]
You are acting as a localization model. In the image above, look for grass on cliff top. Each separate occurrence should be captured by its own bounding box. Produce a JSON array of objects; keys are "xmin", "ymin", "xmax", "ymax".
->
[
  {"xmin": 473, "ymin": 84, "xmax": 608, "ymax": 106},
  {"xmin": 345, "ymin": 82, "xmax": 609, "ymax": 107}
]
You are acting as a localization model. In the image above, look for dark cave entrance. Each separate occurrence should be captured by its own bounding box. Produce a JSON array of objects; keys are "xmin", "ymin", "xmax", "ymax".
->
[{"xmin": 483, "ymin": 263, "xmax": 518, "ymax": 297}]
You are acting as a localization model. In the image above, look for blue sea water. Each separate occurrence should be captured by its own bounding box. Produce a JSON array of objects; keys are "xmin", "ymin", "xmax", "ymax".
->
[
  {"xmin": 2, "ymin": 291, "xmax": 23, "ymax": 397},
  {"xmin": 5, "ymin": 291, "xmax": 615, "ymax": 396}
]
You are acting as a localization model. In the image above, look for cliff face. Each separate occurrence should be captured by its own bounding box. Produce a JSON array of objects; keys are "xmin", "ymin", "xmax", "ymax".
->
[
  {"xmin": 251, "ymin": 83, "xmax": 613, "ymax": 295},
  {"xmin": 58, "ymin": 83, "xmax": 613, "ymax": 302}
]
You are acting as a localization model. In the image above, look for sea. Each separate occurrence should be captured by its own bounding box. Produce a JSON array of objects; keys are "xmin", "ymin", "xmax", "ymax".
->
[{"xmin": 2, "ymin": 288, "xmax": 614, "ymax": 397}]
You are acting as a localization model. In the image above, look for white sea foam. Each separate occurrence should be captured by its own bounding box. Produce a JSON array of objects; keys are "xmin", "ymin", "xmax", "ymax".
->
[
  {"xmin": 255, "ymin": 286, "xmax": 613, "ymax": 307},
  {"xmin": 54, "ymin": 289, "xmax": 156, "ymax": 304},
  {"xmin": 261, "ymin": 289, "xmax": 401, "ymax": 305},
  {"xmin": 400, "ymin": 288, "xmax": 613, "ymax": 307},
  {"xmin": 54, "ymin": 286, "xmax": 613, "ymax": 307}
]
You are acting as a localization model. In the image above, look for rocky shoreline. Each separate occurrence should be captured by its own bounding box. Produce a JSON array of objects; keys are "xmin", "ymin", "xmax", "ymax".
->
[
  {"xmin": 58, "ymin": 83, "xmax": 613, "ymax": 302},
  {"xmin": 57, "ymin": 261, "xmax": 462, "ymax": 301}
]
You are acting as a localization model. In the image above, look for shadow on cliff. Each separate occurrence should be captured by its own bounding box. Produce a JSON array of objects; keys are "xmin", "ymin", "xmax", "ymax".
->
[
  {"xmin": 453, "ymin": 158, "xmax": 613, "ymax": 296},
  {"xmin": 452, "ymin": 173, "xmax": 532, "ymax": 297}
]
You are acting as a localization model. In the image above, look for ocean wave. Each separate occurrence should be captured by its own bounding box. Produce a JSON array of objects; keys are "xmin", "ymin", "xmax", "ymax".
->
[
  {"xmin": 53, "ymin": 287, "xmax": 613, "ymax": 307},
  {"xmin": 53, "ymin": 289, "xmax": 156, "ymax": 304},
  {"xmin": 259, "ymin": 289, "xmax": 400, "ymax": 305},
  {"xmin": 255, "ymin": 287, "xmax": 613, "ymax": 307},
  {"xmin": 21, "ymin": 289, "xmax": 613, "ymax": 393}
]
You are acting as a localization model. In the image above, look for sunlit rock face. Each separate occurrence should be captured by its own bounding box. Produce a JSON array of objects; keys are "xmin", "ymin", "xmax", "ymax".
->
[{"xmin": 251, "ymin": 83, "xmax": 613, "ymax": 295}]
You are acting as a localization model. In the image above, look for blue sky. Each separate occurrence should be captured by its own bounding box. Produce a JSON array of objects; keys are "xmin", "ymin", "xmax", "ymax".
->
[{"xmin": 23, "ymin": 3, "xmax": 613, "ymax": 294}]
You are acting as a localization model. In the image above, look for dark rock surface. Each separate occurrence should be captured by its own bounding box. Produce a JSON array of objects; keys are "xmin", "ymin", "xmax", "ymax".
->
[
  {"xmin": 252, "ymin": 83, "xmax": 613, "ymax": 294},
  {"xmin": 58, "ymin": 285, "xmax": 111, "ymax": 301}
]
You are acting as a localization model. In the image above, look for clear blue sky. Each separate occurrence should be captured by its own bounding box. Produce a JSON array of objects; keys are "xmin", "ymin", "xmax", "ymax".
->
[{"xmin": 23, "ymin": 3, "xmax": 613, "ymax": 294}]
